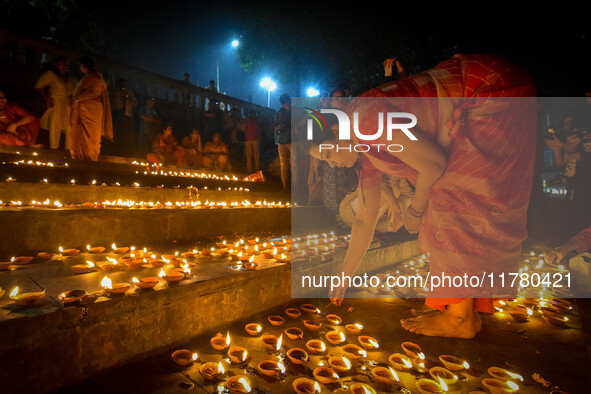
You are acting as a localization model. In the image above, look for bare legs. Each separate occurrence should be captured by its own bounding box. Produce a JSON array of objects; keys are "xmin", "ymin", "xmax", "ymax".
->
[{"xmin": 400, "ymin": 299, "xmax": 482, "ymax": 338}]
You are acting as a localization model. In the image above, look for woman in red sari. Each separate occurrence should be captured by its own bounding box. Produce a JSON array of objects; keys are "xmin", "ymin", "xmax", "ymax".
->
[
  {"xmin": 0, "ymin": 88, "xmax": 40, "ymax": 147},
  {"xmin": 70, "ymin": 57, "xmax": 113, "ymax": 161},
  {"xmin": 310, "ymin": 53, "xmax": 537, "ymax": 338}
]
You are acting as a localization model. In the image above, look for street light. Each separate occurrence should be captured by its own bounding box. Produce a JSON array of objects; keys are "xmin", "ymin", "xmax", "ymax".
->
[
  {"xmin": 306, "ymin": 87, "xmax": 320, "ymax": 97},
  {"xmin": 231, "ymin": 39, "xmax": 239, "ymax": 48},
  {"xmin": 260, "ymin": 77, "xmax": 277, "ymax": 107}
]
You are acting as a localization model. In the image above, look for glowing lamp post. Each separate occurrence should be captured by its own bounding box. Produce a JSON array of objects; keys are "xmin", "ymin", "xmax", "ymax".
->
[{"xmin": 260, "ymin": 77, "xmax": 277, "ymax": 107}]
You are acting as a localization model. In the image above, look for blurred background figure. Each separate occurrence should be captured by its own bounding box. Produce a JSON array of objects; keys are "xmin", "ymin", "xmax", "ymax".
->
[{"xmin": 202, "ymin": 132, "xmax": 230, "ymax": 171}]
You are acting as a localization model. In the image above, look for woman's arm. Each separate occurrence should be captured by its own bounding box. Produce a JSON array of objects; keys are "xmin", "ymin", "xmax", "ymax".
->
[{"xmin": 330, "ymin": 182, "xmax": 381, "ymax": 305}]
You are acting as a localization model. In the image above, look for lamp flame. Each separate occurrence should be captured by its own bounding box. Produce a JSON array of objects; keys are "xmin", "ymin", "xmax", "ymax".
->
[
  {"xmin": 437, "ymin": 376, "xmax": 448, "ymax": 392},
  {"xmin": 238, "ymin": 377, "xmax": 251, "ymax": 392},
  {"xmin": 389, "ymin": 367, "xmax": 400, "ymax": 382},
  {"xmin": 9, "ymin": 287, "xmax": 19, "ymax": 298},
  {"xmin": 101, "ymin": 276, "xmax": 112, "ymax": 289},
  {"xmin": 276, "ymin": 334, "xmax": 283, "ymax": 351}
]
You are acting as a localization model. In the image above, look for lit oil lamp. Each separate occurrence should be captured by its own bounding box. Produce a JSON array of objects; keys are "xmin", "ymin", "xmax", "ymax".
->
[
  {"xmin": 219, "ymin": 248, "xmax": 230, "ymax": 258},
  {"xmin": 70, "ymin": 261, "xmax": 96, "ymax": 274},
  {"xmin": 59, "ymin": 247, "xmax": 79, "ymax": 256},
  {"xmin": 300, "ymin": 304, "xmax": 320, "ymax": 314},
  {"xmin": 303, "ymin": 320, "xmax": 322, "ymax": 331},
  {"xmin": 358, "ymin": 335, "xmax": 379, "ymax": 349},
  {"xmin": 216, "ymin": 241, "xmax": 227, "ymax": 248},
  {"xmin": 326, "ymin": 314, "xmax": 342, "ymax": 325},
  {"xmin": 199, "ymin": 361, "xmax": 224, "ymax": 380},
  {"xmin": 430, "ymin": 366, "xmax": 458, "ymax": 386},
  {"xmin": 510, "ymin": 308, "xmax": 533, "ymax": 322},
  {"xmin": 210, "ymin": 331, "xmax": 231, "ymax": 351},
  {"xmin": 244, "ymin": 323, "xmax": 262, "ymax": 336},
  {"xmin": 268, "ymin": 315, "xmax": 285, "ymax": 326},
  {"xmin": 487, "ymin": 367, "xmax": 524, "ymax": 383},
  {"xmin": 350, "ymin": 383, "xmax": 377, "ymax": 394},
  {"xmin": 544, "ymin": 315, "xmax": 570, "ymax": 327},
  {"xmin": 342, "ymin": 344, "xmax": 367, "ymax": 360},
  {"xmin": 261, "ymin": 334, "xmax": 280, "ymax": 350},
  {"xmin": 401, "ymin": 341, "xmax": 425, "ymax": 360},
  {"xmin": 287, "ymin": 348, "xmax": 308, "ymax": 364},
  {"xmin": 482, "ymin": 378, "xmax": 519, "ymax": 394},
  {"xmin": 262, "ymin": 249, "xmax": 274, "ymax": 259},
  {"xmin": 132, "ymin": 277, "xmax": 159, "ymax": 289},
  {"xmin": 305, "ymin": 339, "xmax": 327, "ymax": 354},
  {"xmin": 36, "ymin": 252, "xmax": 55, "ymax": 260},
  {"xmin": 11, "ymin": 256, "xmax": 34, "ymax": 265},
  {"xmin": 101, "ymin": 276, "xmax": 130, "ymax": 294},
  {"xmin": 0, "ymin": 261, "xmax": 12, "ymax": 271},
  {"xmin": 292, "ymin": 378, "xmax": 321, "ymax": 394},
  {"xmin": 313, "ymin": 366, "xmax": 339, "ymax": 384},
  {"xmin": 9, "ymin": 287, "xmax": 46, "ymax": 307},
  {"xmin": 257, "ymin": 360, "xmax": 286, "ymax": 377},
  {"xmin": 345, "ymin": 323, "xmax": 364, "ymax": 334},
  {"xmin": 243, "ymin": 256, "xmax": 258, "ymax": 270},
  {"xmin": 125, "ymin": 258, "xmax": 144, "ymax": 269},
  {"xmin": 87, "ymin": 245, "xmax": 106, "ymax": 253},
  {"xmin": 228, "ymin": 347, "xmax": 249, "ymax": 364},
  {"xmin": 328, "ymin": 356, "xmax": 352, "ymax": 373},
  {"xmin": 286, "ymin": 307, "xmax": 301, "ymax": 318},
  {"xmin": 58, "ymin": 290, "xmax": 88, "ymax": 305},
  {"xmin": 416, "ymin": 378, "xmax": 445, "ymax": 394},
  {"xmin": 97, "ymin": 258, "xmax": 118, "ymax": 271},
  {"xmin": 181, "ymin": 250, "xmax": 198, "ymax": 259},
  {"xmin": 371, "ymin": 366, "xmax": 400, "ymax": 385},
  {"xmin": 325, "ymin": 330, "xmax": 346, "ymax": 345},
  {"xmin": 274, "ymin": 253, "xmax": 289, "ymax": 262},
  {"xmin": 284, "ymin": 327, "xmax": 304, "ymax": 340},
  {"xmin": 171, "ymin": 349, "xmax": 198, "ymax": 366},
  {"xmin": 159, "ymin": 268, "xmax": 184, "ymax": 283},
  {"xmin": 200, "ymin": 248, "xmax": 214, "ymax": 257},
  {"xmin": 111, "ymin": 243, "xmax": 129, "ymax": 254},
  {"xmin": 225, "ymin": 375, "xmax": 252, "ymax": 394},
  {"xmin": 439, "ymin": 355, "xmax": 470, "ymax": 371},
  {"xmin": 389, "ymin": 353, "xmax": 413, "ymax": 371}
]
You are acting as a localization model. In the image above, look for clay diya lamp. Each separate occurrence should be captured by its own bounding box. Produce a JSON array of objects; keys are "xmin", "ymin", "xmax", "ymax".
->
[
  {"xmin": 225, "ymin": 375, "xmax": 252, "ymax": 394},
  {"xmin": 268, "ymin": 315, "xmax": 285, "ymax": 326},
  {"xmin": 292, "ymin": 378, "xmax": 320, "ymax": 394},
  {"xmin": 439, "ymin": 355, "xmax": 470, "ymax": 371},
  {"xmin": 430, "ymin": 366, "xmax": 458, "ymax": 386},
  {"xmin": 199, "ymin": 361, "xmax": 224, "ymax": 380},
  {"xmin": 326, "ymin": 314, "xmax": 342, "ymax": 325},
  {"xmin": 262, "ymin": 249, "xmax": 274, "ymax": 259},
  {"xmin": 216, "ymin": 241, "xmax": 227, "ymax": 248},
  {"xmin": 0, "ymin": 261, "xmax": 12, "ymax": 271},
  {"xmin": 159, "ymin": 268, "xmax": 184, "ymax": 283},
  {"xmin": 12, "ymin": 256, "xmax": 34, "ymax": 265},
  {"xmin": 358, "ymin": 335, "xmax": 379, "ymax": 349},
  {"xmin": 112, "ymin": 244, "xmax": 129, "ymax": 254},
  {"xmin": 325, "ymin": 330, "xmax": 346, "ymax": 345},
  {"xmin": 285, "ymin": 307, "xmax": 301, "ymax": 318},
  {"xmin": 125, "ymin": 258, "xmax": 144, "ymax": 269},
  {"xmin": 300, "ymin": 304, "xmax": 320, "ymax": 314},
  {"xmin": 87, "ymin": 246, "xmax": 105, "ymax": 254},
  {"xmin": 482, "ymin": 378, "xmax": 519, "ymax": 394},
  {"xmin": 487, "ymin": 367, "xmax": 524, "ymax": 383},
  {"xmin": 70, "ymin": 261, "xmax": 96, "ymax": 274},
  {"xmin": 97, "ymin": 259, "xmax": 118, "ymax": 271},
  {"xmin": 261, "ymin": 334, "xmax": 281, "ymax": 350},
  {"xmin": 247, "ymin": 238, "xmax": 259, "ymax": 246},
  {"xmin": 105, "ymin": 283, "xmax": 131, "ymax": 295},
  {"xmin": 258, "ymin": 360, "xmax": 286, "ymax": 377},
  {"xmin": 284, "ymin": 327, "xmax": 304, "ymax": 340},
  {"xmin": 219, "ymin": 249, "xmax": 230, "ymax": 258},
  {"xmin": 303, "ymin": 320, "xmax": 322, "ymax": 331},
  {"xmin": 9, "ymin": 287, "xmax": 46, "ymax": 307},
  {"xmin": 401, "ymin": 341, "xmax": 425, "ymax": 360},
  {"xmin": 416, "ymin": 378, "xmax": 445, "ymax": 394},
  {"xmin": 58, "ymin": 290, "xmax": 88, "ymax": 305},
  {"xmin": 148, "ymin": 258, "xmax": 165, "ymax": 268},
  {"xmin": 162, "ymin": 254, "xmax": 176, "ymax": 261},
  {"xmin": 210, "ymin": 331, "xmax": 231, "ymax": 351},
  {"xmin": 389, "ymin": 353, "xmax": 413, "ymax": 371},
  {"xmin": 37, "ymin": 252, "xmax": 55, "ymax": 260},
  {"xmin": 274, "ymin": 253, "xmax": 290, "ymax": 262},
  {"xmin": 350, "ymin": 383, "xmax": 377, "ymax": 394},
  {"xmin": 200, "ymin": 248, "xmax": 214, "ymax": 257},
  {"xmin": 228, "ymin": 347, "xmax": 249, "ymax": 364},
  {"xmin": 510, "ymin": 311, "xmax": 531, "ymax": 322},
  {"xmin": 287, "ymin": 348, "xmax": 308, "ymax": 364},
  {"xmin": 244, "ymin": 323, "xmax": 262, "ymax": 336},
  {"xmin": 171, "ymin": 349, "xmax": 197, "ymax": 366},
  {"xmin": 342, "ymin": 344, "xmax": 367, "ymax": 359},
  {"xmin": 345, "ymin": 323, "xmax": 364, "ymax": 334},
  {"xmin": 328, "ymin": 356, "xmax": 352, "ymax": 373},
  {"xmin": 132, "ymin": 277, "xmax": 159, "ymax": 289},
  {"xmin": 243, "ymin": 259, "xmax": 258, "ymax": 270},
  {"xmin": 305, "ymin": 339, "xmax": 326, "ymax": 354},
  {"xmin": 181, "ymin": 250, "xmax": 198, "ymax": 259},
  {"xmin": 60, "ymin": 248, "xmax": 80, "ymax": 256},
  {"xmin": 544, "ymin": 315, "xmax": 570, "ymax": 327},
  {"xmin": 372, "ymin": 366, "xmax": 400, "ymax": 385},
  {"xmin": 313, "ymin": 367, "xmax": 339, "ymax": 384}
]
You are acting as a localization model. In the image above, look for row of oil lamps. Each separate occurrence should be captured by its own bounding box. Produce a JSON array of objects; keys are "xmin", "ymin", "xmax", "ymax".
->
[
  {"xmin": 0, "ymin": 233, "xmax": 351, "ymax": 308},
  {"xmin": 168, "ymin": 303, "xmax": 530, "ymax": 394},
  {"xmin": 0, "ymin": 199, "xmax": 289, "ymax": 209}
]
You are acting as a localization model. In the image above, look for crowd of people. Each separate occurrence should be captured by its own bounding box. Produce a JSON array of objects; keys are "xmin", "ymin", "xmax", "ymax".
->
[{"xmin": 0, "ymin": 56, "xmax": 271, "ymax": 174}]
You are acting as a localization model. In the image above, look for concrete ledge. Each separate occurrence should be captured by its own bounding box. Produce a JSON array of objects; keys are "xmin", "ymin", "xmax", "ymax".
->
[{"xmin": 0, "ymin": 207, "xmax": 291, "ymax": 253}]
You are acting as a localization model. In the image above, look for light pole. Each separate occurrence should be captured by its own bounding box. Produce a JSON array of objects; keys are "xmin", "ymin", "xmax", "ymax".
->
[
  {"xmin": 216, "ymin": 39, "xmax": 240, "ymax": 93},
  {"xmin": 260, "ymin": 77, "xmax": 277, "ymax": 107}
]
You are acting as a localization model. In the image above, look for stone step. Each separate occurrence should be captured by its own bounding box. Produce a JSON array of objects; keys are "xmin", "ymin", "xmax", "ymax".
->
[{"xmin": 0, "ymin": 236, "xmax": 419, "ymax": 393}]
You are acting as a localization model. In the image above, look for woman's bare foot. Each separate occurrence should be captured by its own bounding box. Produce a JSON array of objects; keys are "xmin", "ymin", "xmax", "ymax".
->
[{"xmin": 401, "ymin": 299, "xmax": 482, "ymax": 338}]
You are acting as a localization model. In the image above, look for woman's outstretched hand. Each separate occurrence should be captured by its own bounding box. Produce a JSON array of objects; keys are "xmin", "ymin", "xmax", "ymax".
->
[{"xmin": 329, "ymin": 283, "xmax": 349, "ymax": 307}]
